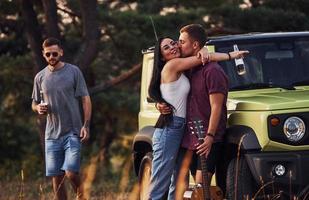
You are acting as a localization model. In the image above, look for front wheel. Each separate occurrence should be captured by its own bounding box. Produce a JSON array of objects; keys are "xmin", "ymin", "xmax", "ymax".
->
[
  {"xmin": 226, "ymin": 157, "xmax": 255, "ymax": 200},
  {"xmin": 138, "ymin": 152, "xmax": 153, "ymax": 200}
]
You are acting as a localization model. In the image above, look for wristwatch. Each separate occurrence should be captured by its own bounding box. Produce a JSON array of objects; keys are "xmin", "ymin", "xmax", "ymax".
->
[{"xmin": 206, "ymin": 132, "xmax": 215, "ymax": 138}]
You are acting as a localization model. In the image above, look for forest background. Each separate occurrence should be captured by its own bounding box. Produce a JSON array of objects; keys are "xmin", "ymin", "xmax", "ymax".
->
[{"xmin": 1, "ymin": 0, "xmax": 309, "ymax": 199}]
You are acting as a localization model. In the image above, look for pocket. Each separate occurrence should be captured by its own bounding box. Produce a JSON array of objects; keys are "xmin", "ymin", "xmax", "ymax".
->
[
  {"xmin": 152, "ymin": 128, "xmax": 166, "ymax": 154},
  {"xmin": 69, "ymin": 135, "xmax": 81, "ymax": 149},
  {"xmin": 152, "ymin": 128, "xmax": 163, "ymax": 144},
  {"xmin": 45, "ymin": 139, "xmax": 59, "ymax": 152},
  {"xmin": 168, "ymin": 120, "xmax": 185, "ymax": 130}
]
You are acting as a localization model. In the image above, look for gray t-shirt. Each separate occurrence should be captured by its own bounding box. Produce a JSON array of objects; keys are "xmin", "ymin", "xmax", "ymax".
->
[{"xmin": 32, "ymin": 63, "xmax": 89, "ymax": 139}]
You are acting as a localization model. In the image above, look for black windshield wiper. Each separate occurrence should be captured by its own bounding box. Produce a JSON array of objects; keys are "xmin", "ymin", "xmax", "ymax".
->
[
  {"xmin": 292, "ymin": 79, "xmax": 309, "ymax": 86},
  {"xmin": 230, "ymin": 83, "xmax": 295, "ymax": 91}
]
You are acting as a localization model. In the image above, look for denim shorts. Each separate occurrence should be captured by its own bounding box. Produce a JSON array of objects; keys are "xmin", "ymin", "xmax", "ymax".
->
[{"xmin": 45, "ymin": 130, "xmax": 81, "ymax": 176}]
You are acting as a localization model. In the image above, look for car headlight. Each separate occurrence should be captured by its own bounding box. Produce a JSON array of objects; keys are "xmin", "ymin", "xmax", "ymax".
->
[{"xmin": 283, "ymin": 116, "xmax": 306, "ymax": 142}]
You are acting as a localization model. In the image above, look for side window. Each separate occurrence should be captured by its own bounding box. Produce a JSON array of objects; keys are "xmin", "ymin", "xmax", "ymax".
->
[
  {"xmin": 296, "ymin": 41, "xmax": 309, "ymax": 80},
  {"xmin": 217, "ymin": 43, "xmax": 268, "ymax": 88}
]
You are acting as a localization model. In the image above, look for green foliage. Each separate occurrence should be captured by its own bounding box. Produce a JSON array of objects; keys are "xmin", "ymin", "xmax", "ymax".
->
[
  {"xmin": 263, "ymin": 0, "xmax": 309, "ymax": 16},
  {"xmin": 136, "ymin": 1, "xmax": 163, "ymax": 14},
  {"xmin": 0, "ymin": 55, "xmax": 43, "ymax": 179},
  {"xmin": 211, "ymin": 4, "xmax": 309, "ymax": 32},
  {"xmin": 0, "ymin": 0, "xmax": 29, "ymax": 55},
  {"xmin": 0, "ymin": 0, "xmax": 18, "ymax": 16},
  {"xmin": 88, "ymin": 87, "xmax": 139, "ymax": 149}
]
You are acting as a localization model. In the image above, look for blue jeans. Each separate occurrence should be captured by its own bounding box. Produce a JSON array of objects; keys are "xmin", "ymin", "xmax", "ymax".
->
[
  {"xmin": 168, "ymin": 147, "xmax": 188, "ymax": 199},
  {"xmin": 149, "ymin": 116, "xmax": 185, "ymax": 200}
]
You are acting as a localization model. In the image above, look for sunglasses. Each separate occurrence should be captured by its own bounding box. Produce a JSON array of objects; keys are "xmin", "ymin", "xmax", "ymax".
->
[{"xmin": 45, "ymin": 52, "xmax": 59, "ymax": 58}]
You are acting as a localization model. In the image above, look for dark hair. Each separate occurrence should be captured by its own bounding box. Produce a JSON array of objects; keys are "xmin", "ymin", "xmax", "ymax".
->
[
  {"xmin": 148, "ymin": 37, "xmax": 174, "ymax": 128},
  {"xmin": 180, "ymin": 24, "xmax": 207, "ymax": 48},
  {"xmin": 42, "ymin": 37, "xmax": 62, "ymax": 49}
]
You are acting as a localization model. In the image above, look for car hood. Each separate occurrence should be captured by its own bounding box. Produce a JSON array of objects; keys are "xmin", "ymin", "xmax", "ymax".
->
[{"xmin": 228, "ymin": 88, "xmax": 309, "ymax": 111}]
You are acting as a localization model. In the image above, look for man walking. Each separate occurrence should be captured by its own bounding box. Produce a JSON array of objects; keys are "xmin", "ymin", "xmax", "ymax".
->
[{"xmin": 31, "ymin": 37, "xmax": 92, "ymax": 200}]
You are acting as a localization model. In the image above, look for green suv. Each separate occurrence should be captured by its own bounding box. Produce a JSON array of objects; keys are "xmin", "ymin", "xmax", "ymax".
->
[{"xmin": 133, "ymin": 32, "xmax": 309, "ymax": 199}]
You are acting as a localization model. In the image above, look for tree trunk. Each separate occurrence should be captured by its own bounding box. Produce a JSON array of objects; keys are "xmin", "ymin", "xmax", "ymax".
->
[
  {"xmin": 74, "ymin": 0, "xmax": 100, "ymax": 71},
  {"xmin": 19, "ymin": 0, "xmax": 46, "ymax": 73},
  {"xmin": 42, "ymin": 0, "xmax": 61, "ymax": 39}
]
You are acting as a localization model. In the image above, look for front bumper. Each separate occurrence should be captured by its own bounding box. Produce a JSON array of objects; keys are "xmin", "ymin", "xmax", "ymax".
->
[{"xmin": 246, "ymin": 151, "xmax": 309, "ymax": 193}]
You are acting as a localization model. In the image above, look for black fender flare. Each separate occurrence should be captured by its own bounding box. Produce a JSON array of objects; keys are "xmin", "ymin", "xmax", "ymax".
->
[
  {"xmin": 225, "ymin": 125, "xmax": 261, "ymax": 151},
  {"xmin": 132, "ymin": 126, "xmax": 155, "ymax": 175},
  {"xmin": 133, "ymin": 126, "xmax": 155, "ymax": 148},
  {"xmin": 216, "ymin": 125, "xmax": 261, "ymax": 193}
]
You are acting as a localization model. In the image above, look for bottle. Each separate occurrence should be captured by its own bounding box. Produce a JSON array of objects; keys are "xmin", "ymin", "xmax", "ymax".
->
[
  {"xmin": 233, "ymin": 44, "xmax": 246, "ymax": 75},
  {"xmin": 39, "ymin": 90, "xmax": 48, "ymax": 114},
  {"xmin": 40, "ymin": 90, "xmax": 44, "ymax": 105}
]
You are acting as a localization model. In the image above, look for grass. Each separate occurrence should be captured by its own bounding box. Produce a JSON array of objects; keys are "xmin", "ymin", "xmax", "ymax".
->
[
  {"xmin": 0, "ymin": 160, "xmax": 139, "ymax": 200},
  {"xmin": 3, "ymin": 133, "xmax": 309, "ymax": 200},
  {"xmin": 0, "ymin": 135, "xmax": 140, "ymax": 200}
]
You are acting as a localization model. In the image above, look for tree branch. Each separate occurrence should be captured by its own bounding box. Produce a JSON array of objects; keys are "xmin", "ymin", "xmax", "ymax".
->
[
  {"xmin": 57, "ymin": 5, "xmax": 81, "ymax": 18},
  {"xmin": 89, "ymin": 63, "xmax": 141, "ymax": 95}
]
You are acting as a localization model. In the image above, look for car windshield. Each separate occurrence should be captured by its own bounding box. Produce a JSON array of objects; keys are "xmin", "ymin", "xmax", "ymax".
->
[{"xmin": 215, "ymin": 37, "xmax": 309, "ymax": 91}]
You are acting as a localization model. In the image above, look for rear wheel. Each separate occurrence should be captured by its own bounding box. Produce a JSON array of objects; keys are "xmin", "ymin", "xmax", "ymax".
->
[
  {"xmin": 226, "ymin": 157, "xmax": 255, "ymax": 200},
  {"xmin": 138, "ymin": 152, "xmax": 153, "ymax": 200}
]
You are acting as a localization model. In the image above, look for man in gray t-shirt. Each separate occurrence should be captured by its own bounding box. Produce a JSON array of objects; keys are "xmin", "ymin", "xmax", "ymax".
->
[{"xmin": 31, "ymin": 37, "xmax": 92, "ymax": 200}]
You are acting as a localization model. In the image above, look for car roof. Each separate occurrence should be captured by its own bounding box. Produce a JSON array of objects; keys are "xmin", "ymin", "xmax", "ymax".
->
[
  {"xmin": 143, "ymin": 31, "xmax": 309, "ymax": 53},
  {"xmin": 207, "ymin": 31, "xmax": 309, "ymax": 45}
]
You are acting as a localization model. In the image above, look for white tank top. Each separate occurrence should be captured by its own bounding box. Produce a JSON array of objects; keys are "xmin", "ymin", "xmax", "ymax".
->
[{"xmin": 160, "ymin": 73, "xmax": 190, "ymax": 118}]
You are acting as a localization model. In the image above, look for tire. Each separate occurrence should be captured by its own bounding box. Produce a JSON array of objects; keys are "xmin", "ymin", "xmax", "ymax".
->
[
  {"xmin": 138, "ymin": 152, "xmax": 153, "ymax": 200},
  {"xmin": 226, "ymin": 157, "xmax": 255, "ymax": 200}
]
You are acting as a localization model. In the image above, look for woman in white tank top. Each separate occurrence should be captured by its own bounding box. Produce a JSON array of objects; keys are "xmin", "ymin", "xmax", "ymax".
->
[{"xmin": 147, "ymin": 37, "xmax": 248, "ymax": 200}]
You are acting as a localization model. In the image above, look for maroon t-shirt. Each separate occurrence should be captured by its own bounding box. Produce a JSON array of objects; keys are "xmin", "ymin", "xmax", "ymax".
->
[{"xmin": 182, "ymin": 62, "xmax": 229, "ymax": 150}]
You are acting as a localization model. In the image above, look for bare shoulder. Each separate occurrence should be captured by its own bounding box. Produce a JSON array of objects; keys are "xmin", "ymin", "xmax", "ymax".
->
[
  {"xmin": 161, "ymin": 63, "xmax": 179, "ymax": 82},
  {"xmin": 164, "ymin": 58, "xmax": 182, "ymax": 72}
]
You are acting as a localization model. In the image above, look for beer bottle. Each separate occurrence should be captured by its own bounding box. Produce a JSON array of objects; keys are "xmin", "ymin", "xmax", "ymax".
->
[{"xmin": 233, "ymin": 44, "xmax": 246, "ymax": 75}]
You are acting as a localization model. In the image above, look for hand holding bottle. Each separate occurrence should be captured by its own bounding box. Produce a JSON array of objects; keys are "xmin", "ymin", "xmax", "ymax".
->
[
  {"xmin": 37, "ymin": 103, "xmax": 48, "ymax": 115},
  {"xmin": 233, "ymin": 44, "xmax": 247, "ymax": 75},
  {"xmin": 38, "ymin": 90, "xmax": 48, "ymax": 115}
]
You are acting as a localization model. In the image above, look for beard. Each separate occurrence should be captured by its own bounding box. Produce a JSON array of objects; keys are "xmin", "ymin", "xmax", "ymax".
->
[{"xmin": 48, "ymin": 59, "xmax": 60, "ymax": 66}]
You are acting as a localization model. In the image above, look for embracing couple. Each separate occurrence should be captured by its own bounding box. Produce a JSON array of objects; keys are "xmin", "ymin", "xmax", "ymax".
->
[{"xmin": 147, "ymin": 24, "xmax": 249, "ymax": 200}]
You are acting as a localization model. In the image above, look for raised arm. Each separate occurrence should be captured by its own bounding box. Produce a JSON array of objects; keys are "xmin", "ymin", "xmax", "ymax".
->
[
  {"xmin": 208, "ymin": 50, "xmax": 249, "ymax": 62},
  {"xmin": 197, "ymin": 46, "xmax": 249, "ymax": 63},
  {"xmin": 164, "ymin": 47, "xmax": 249, "ymax": 73},
  {"xmin": 164, "ymin": 55, "xmax": 203, "ymax": 73}
]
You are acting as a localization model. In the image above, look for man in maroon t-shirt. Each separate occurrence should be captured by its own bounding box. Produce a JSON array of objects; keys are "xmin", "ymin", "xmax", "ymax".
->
[
  {"xmin": 179, "ymin": 23, "xmax": 229, "ymax": 189},
  {"xmin": 157, "ymin": 24, "xmax": 229, "ymax": 196}
]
